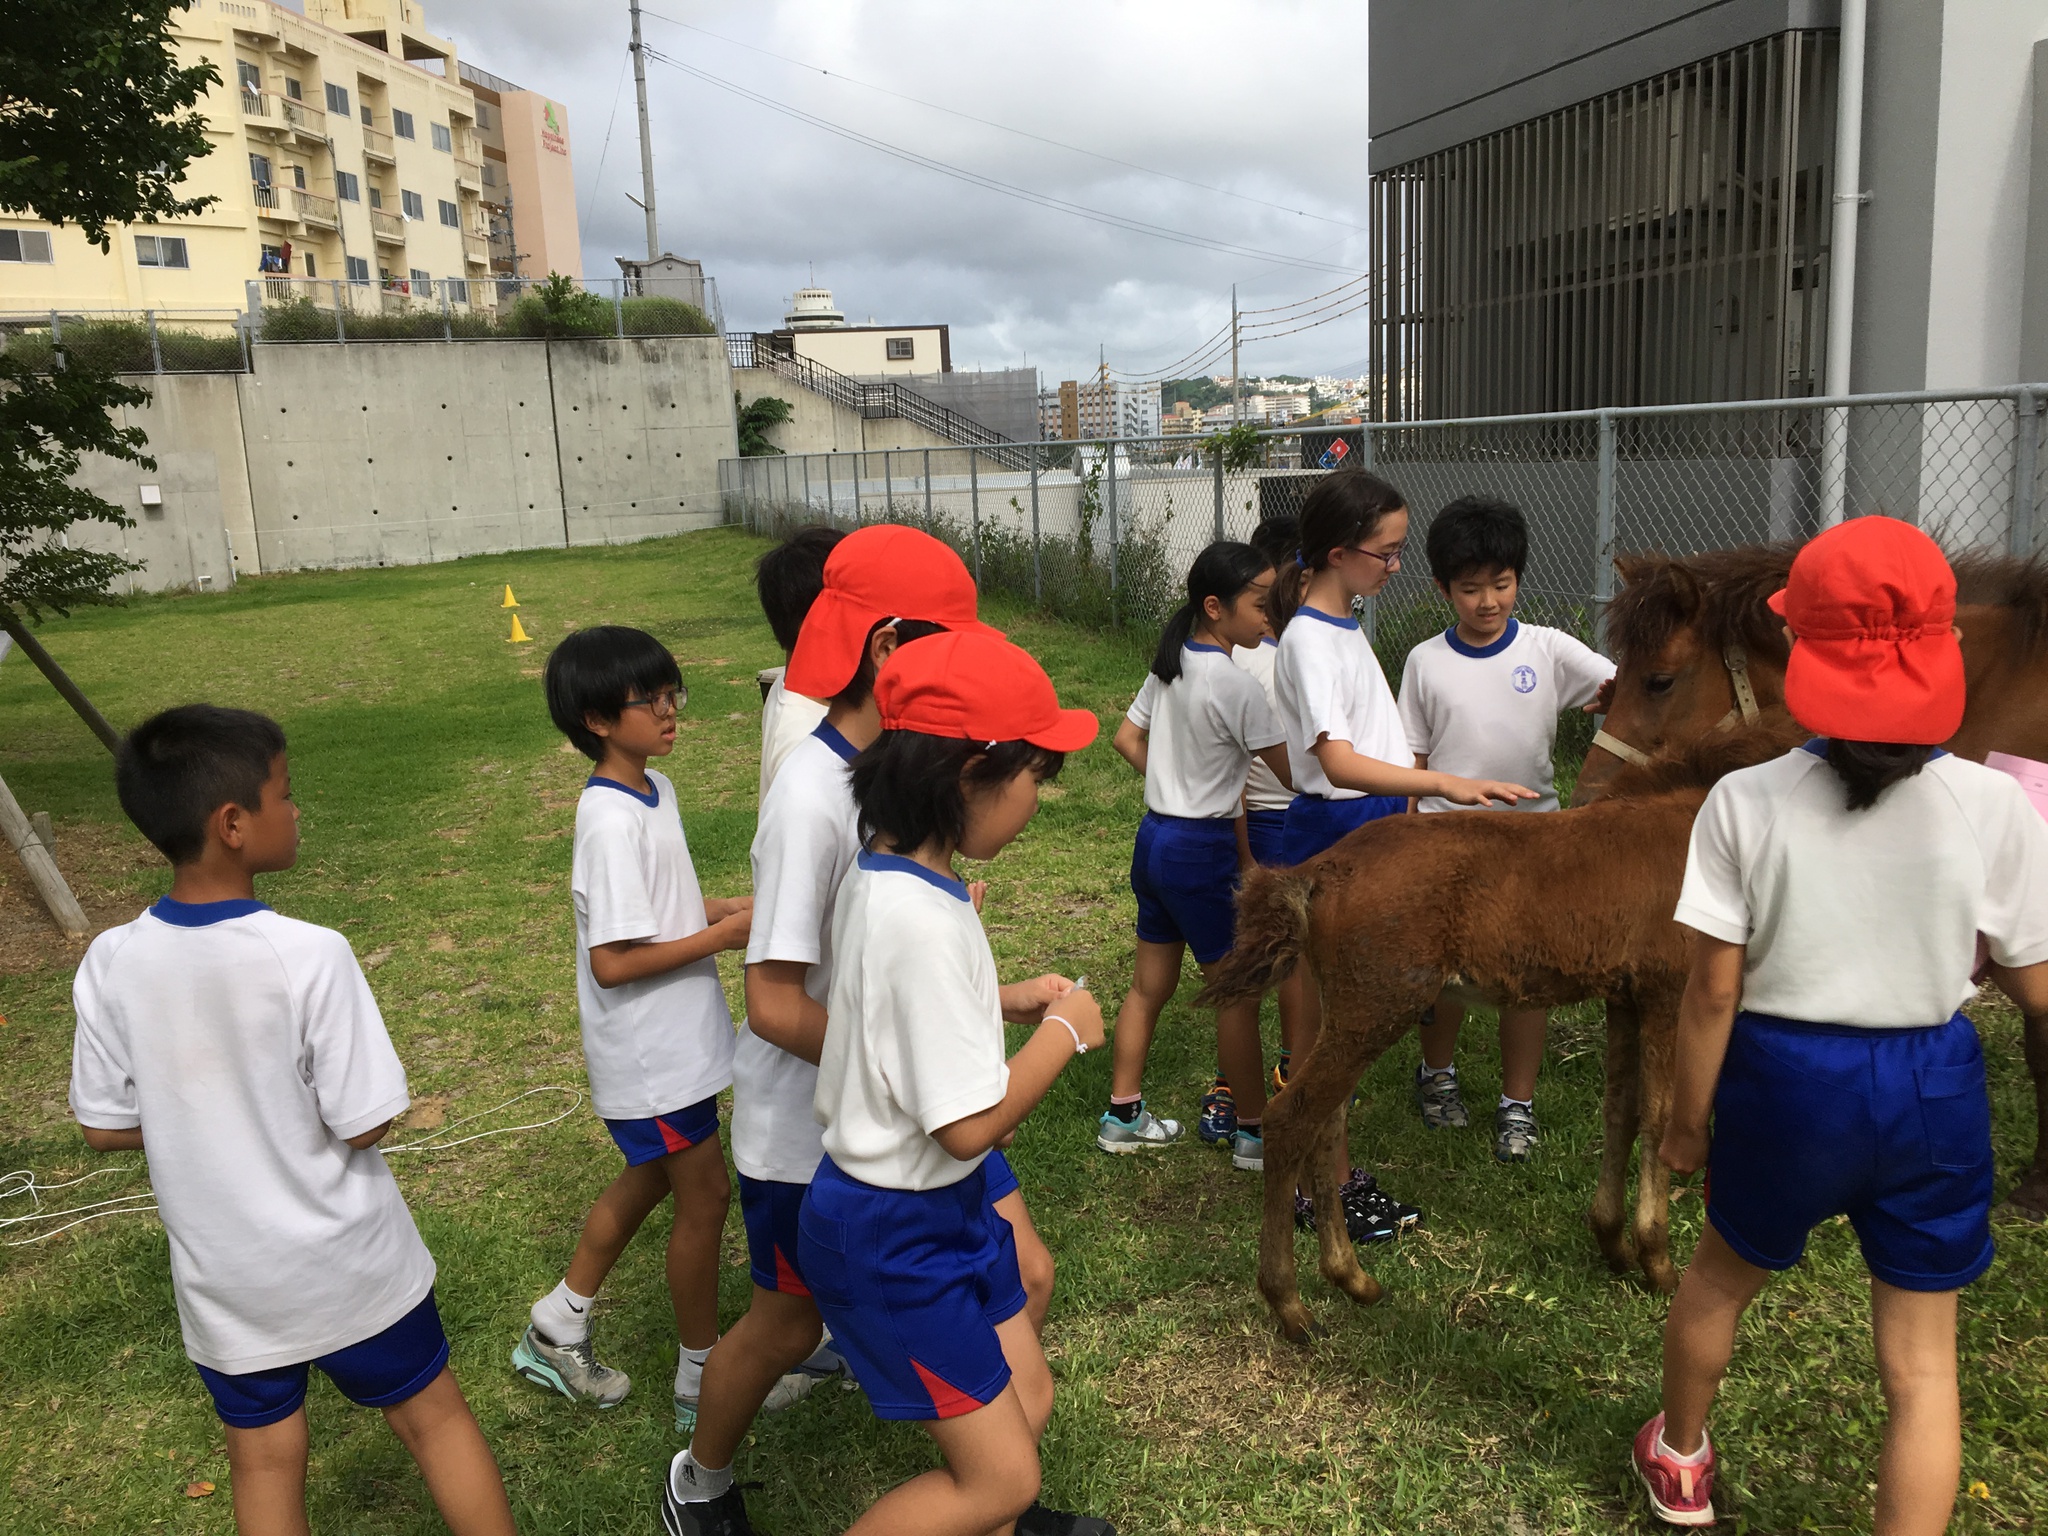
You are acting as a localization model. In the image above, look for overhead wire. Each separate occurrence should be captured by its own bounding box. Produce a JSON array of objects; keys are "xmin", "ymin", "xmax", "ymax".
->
[
  {"xmin": 581, "ymin": 48, "xmax": 635, "ymax": 235},
  {"xmin": 640, "ymin": 46, "xmax": 1364, "ymax": 278}
]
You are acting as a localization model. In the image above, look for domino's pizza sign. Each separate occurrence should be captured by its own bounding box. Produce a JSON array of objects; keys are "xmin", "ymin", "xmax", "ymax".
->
[{"xmin": 1512, "ymin": 665, "xmax": 1537, "ymax": 694}]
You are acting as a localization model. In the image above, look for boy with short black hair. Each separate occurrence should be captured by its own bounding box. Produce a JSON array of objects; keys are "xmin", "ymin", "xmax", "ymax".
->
[
  {"xmin": 1398, "ymin": 495, "xmax": 1615, "ymax": 1161},
  {"xmin": 74, "ymin": 704, "xmax": 514, "ymax": 1536},
  {"xmin": 755, "ymin": 525, "xmax": 843, "ymax": 800},
  {"xmin": 516, "ymin": 626, "xmax": 752, "ymax": 1424}
]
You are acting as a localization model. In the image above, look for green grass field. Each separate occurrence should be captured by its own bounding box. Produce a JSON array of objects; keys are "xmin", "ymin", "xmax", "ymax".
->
[{"xmin": 1, "ymin": 526, "xmax": 2044, "ymax": 1534}]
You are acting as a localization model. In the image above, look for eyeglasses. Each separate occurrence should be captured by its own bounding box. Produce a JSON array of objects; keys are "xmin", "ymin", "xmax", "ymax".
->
[
  {"xmin": 1345, "ymin": 542, "xmax": 1404, "ymax": 569},
  {"xmin": 622, "ymin": 685, "xmax": 687, "ymax": 717}
]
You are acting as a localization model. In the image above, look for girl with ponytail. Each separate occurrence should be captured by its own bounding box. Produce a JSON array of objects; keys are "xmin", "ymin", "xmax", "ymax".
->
[{"xmin": 1102, "ymin": 541, "xmax": 1292, "ymax": 1170}]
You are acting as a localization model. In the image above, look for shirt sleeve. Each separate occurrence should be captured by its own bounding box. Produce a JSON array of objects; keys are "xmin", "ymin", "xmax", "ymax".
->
[
  {"xmin": 69, "ymin": 937, "xmax": 139, "ymax": 1130},
  {"xmin": 1126, "ymin": 675, "xmax": 1157, "ymax": 731},
  {"xmin": 1398, "ymin": 648, "xmax": 1432, "ymax": 758},
  {"xmin": 870, "ymin": 906, "xmax": 1008, "ymax": 1136},
  {"xmin": 1223, "ymin": 668, "xmax": 1285, "ymax": 751},
  {"xmin": 747, "ymin": 794, "xmax": 836, "ymax": 969},
  {"xmin": 295, "ymin": 929, "xmax": 412, "ymax": 1142},
  {"xmin": 1672, "ymin": 780, "xmax": 1751, "ymax": 944},
  {"xmin": 576, "ymin": 807, "xmax": 659, "ymax": 948},
  {"xmin": 1288, "ymin": 627, "xmax": 1363, "ymax": 750},
  {"xmin": 1975, "ymin": 776, "xmax": 2048, "ymax": 968},
  {"xmin": 1547, "ymin": 629, "xmax": 1618, "ymax": 710}
]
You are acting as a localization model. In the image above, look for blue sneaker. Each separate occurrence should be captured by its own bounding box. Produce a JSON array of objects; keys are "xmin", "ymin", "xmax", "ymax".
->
[
  {"xmin": 1230, "ymin": 1128, "xmax": 1264, "ymax": 1172},
  {"xmin": 1197, "ymin": 1085, "xmax": 1238, "ymax": 1143}
]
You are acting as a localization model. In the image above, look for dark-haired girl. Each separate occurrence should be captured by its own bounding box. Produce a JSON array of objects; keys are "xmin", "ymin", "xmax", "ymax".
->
[
  {"xmin": 1635, "ymin": 517, "xmax": 2048, "ymax": 1531},
  {"xmin": 1106, "ymin": 541, "xmax": 1291, "ymax": 1170}
]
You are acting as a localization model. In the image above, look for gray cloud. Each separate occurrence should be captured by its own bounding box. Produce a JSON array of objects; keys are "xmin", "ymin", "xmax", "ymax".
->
[{"xmin": 426, "ymin": 0, "xmax": 1371, "ymax": 383}]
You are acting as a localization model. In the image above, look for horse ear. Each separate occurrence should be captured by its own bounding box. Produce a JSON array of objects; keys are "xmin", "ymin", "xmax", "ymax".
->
[
  {"xmin": 1613, "ymin": 554, "xmax": 1655, "ymax": 587},
  {"xmin": 1665, "ymin": 564, "xmax": 1703, "ymax": 618}
]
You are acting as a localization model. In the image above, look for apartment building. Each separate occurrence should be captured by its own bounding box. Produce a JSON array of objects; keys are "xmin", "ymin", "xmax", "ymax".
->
[
  {"xmin": 456, "ymin": 58, "xmax": 580, "ymax": 280},
  {"xmin": 0, "ymin": 0, "xmax": 575, "ymax": 313},
  {"xmin": 1040, "ymin": 378, "xmax": 1162, "ymax": 439}
]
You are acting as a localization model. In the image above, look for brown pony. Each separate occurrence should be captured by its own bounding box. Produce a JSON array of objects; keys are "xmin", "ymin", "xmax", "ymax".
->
[
  {"xmin": 1201, "ymin": 719, "xmax": 1809, "ymax": 1342},
  {"xmin": 1576, "ymin": 543, "xmax": 2048, "ymax": 1217}
]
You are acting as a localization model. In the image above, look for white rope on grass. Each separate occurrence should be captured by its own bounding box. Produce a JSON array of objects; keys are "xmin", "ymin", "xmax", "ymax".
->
[{"xmin": 382, "ymin": 1086, "xmax": 584, "ymax": 1156}]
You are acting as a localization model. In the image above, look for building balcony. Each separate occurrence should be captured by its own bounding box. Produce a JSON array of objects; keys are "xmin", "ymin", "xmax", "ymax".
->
[
  {"xmin": 251, "ymin": 180, "xmax": 292, "ymax": 223},
  {"xmin": 362, "ymin": 125, "xmax": 395, "ymax": 163},
  {"xmin": 463, "ymin": 233, "xmax": 490, "ymax": 266},
  {"xmin": 370, "ymin": 208, "xmax": 405, "ymax": 245},
  {"xmin": 240, "ymin": 89, "xmax": 327, "ymax": 143},
  {"xmin": 454, "ymin": 157, "xmax": 483, "ymax": 191},
  {"xmin": 294, "ymin": 188, "xmax": 338, "ymax": 228}
]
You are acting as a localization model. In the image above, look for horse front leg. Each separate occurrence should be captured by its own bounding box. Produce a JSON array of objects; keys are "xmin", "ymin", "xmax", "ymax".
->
[
  {"xmin": 2003, "ymin": 1005, "xmax": 2048, "ymax": 1220},
  {"xmin": 1589, "ymin": 994, "xmax": 1641, "ymax": 1275},
  {"xmin": 1633, "ymin": 994, "xmax": 1681, "ymax": 1293}
]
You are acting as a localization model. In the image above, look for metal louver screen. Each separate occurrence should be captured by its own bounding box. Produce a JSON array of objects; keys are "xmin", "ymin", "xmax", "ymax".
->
[{"xmin": 1368, "ymin": 31, "xmax": 1839, "ymax": 420}]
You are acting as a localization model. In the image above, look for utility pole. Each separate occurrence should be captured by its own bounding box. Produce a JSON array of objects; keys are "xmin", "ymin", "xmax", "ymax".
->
[
  {"xmin": 629, "ymin": 0, "xmax": 659, "ymax": 261},
  {"xmin": 1230, "ymin": 283, "xmax": 1241, "ymax": 424}
]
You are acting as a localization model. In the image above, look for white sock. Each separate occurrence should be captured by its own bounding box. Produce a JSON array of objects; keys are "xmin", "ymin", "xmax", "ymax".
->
[
  {"xmin": 669, "ymin": 1448, "xmax": 734, "ymax": 1503},
  {"xmin": 530, "ymin": 1280, "xmax": 594, "ymax": 1345},
  {"xmin": 675, "ymin": 1340, "xmax": 715, "ymax": 1398},
  {"xmin": 1655, "ymin": 1424, "xmax": 1710, "ymax": 1465},
  {"xmin": 1499, "ymin": 1095, "xmax": 1533, "ymax": 1111}
]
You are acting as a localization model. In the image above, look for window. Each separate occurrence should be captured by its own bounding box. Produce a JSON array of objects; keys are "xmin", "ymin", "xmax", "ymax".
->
[
  {"xmin": 474, "ymin": 102, "xmax": 492, "ymax": 129},
  {"xmin": 283, "ymin": 77, "xmax": 302, "ymax": 101},
  {"xmin": 237, "ymin": 59, "xmax": 262, "ymax": 96},
  {"xmin": 360, "ymin": 102, "xmax": 373, "ymax": 126},
  {"xmin": 446, "ymin": 278, "xmax": 469, "ymax": 305},
  {"xmin": 431, "ymin": 122, "xmax": 452, "ymax": 152},
  {"xmin": 135, "ymin": 234, "xmax": 189, "ymax": 268},
  {"xmin": 290, "ymin": 164, "xmax": 306, "ymax": 190},
  {"xmin": 248, "ymin": 152, "xmax": 272, "ymax": 185},
  {"xmin": 324, "ymin": 82, "xmax": 349, "ymax": 116},
  {"xmin": 392, "ymin": 108, "xmax": 415, "ymax": 139},
  {"xmin": 401, "ymin": 189, "xmax": 424, "ymax": 220},
  {"xmin": 409, "ymin": 267, "xmax": 432, "ymax": 293},
  {"xmin": 335, "ymin": 170, "xmax": 359, "ymax": 201},
  {"xmin": 482, "ymin": 161, "xmax": 496, "ymax": 186},
  {"xmin": 368, "ymin": 186, "xmax": 383, "ymax": 208},
  {"xmin": 886, "ymin": 337, "xmax": 915, "ymax": 361},
  {"xmin": 303, "ymin": 252, "xmax": 317, "ymax": 277},
  {"xmin": 0, "ymin": 228, "xmax": 54, "ymax": 263},
  {"xmin": 346, "ymin": 255, "xmax": 370, "ymax": 282},
  {"xmin": 438, "ymin": 198, "xmax": 459, "ymax": 227}
]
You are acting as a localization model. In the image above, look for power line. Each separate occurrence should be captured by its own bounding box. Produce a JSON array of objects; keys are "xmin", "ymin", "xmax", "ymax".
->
[
  {"xmin": 637, "ymin": 10, "xmax": 1370, "ymax": 236},
  {"xmin": 640, "ymin": 46, "xmax": 1364, "ymax": 278},
  {"xmin": 581, "ymin": 48, "xmax": 634, "ymax": 235}
]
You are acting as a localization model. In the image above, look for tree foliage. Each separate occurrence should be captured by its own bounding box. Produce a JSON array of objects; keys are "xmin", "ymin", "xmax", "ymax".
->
[
  {"xmin": 0, "ymin": 0, "xmax": 222, "ymax": 248},
  {"xmin": 1161, "ymin": 377, "xmax": 1232, "ymax": 414},
  {"xmin": 736, "ymin": 394, "xmax": 793, "ymax": 456}
]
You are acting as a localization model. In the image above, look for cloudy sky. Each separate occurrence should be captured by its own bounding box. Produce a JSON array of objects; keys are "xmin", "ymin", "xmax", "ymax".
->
[{"xmin": 423, "ymin": 0, "xmax": 1373, "ymax": 385}]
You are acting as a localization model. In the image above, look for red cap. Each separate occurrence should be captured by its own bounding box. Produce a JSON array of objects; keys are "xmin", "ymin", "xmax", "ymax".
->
[
  {"xmin": 1766, "ymin": 516, "xmax": 1964, "ymax": 746},
  {"xmin": 875, "ymin": 630, "xmax": 1099, "ymax": 752},
  {"xmin": 784, "ymin": 525, "xmax": 1002, "ymax": 699}
]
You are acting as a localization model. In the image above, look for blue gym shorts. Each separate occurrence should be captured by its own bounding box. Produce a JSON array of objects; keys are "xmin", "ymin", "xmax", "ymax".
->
[
  {"xmin": 1706, "ymin": 1011, "xmax": 1995, "ymax": 1292},
  {"xmin": 798, "ymin": 1156, "xmax": 1027, "ymax": 1421},
  {"xmin": 604, "ymin": 1094, "xmax": 720, "ymax": 1167},
  {"xmin": 1278, "ymin": 792, "xmax": 1406, "ymax": 867},
  {"xmin": 982, "ymin": 1147, "xmax": 1020, "ymax": 1204},
  {"xmin": 1245, "ymin": 807, "xmax": 1291, "ymax": 868},
  {"xmin": 194, "ymin": 1288, "xmax": 449, "ymax": 1429},
  {"xmin": 1130, "ymin": 811, "xmax": 1241, "ymax": 963},
  {"xmin": 738, "ymin": 1173, "xmax": 811, "ymax": 1296}
]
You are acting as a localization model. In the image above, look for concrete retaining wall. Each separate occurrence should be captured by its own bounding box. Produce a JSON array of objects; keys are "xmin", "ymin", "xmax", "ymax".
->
[{"xmin": 733, "ymin": 367, "xmax": 979, "ymax": 458}]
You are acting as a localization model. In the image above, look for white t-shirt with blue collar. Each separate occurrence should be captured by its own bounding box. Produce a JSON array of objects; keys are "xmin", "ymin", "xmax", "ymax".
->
[
  {"xmin": 1399, "ymin": 618, "xmax": 1615, "ymax": 813},
  {"xmin": 1126, "ymin": 643, "xmax": 1284, "ymax": 820},
  {"xmin": 1273, "ymin": 604, "xmax": 1411, "ymax": 799}
]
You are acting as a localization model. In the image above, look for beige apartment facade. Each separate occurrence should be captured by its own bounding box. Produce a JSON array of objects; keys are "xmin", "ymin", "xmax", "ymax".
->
[{"xmin": 0, "ymin": 0, "xmax": 577, "ymax": 315}]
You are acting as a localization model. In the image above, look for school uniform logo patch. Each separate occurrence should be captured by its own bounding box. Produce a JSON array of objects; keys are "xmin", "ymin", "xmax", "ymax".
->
[{"xmin": 1511, "ymin": 665, "xmax": 1538, "ymax": 694}]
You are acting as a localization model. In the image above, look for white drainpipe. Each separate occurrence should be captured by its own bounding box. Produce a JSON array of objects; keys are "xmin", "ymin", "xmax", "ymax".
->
[{"xmin": 1821, "ymin": 0, "xmax": 1870, "ymax": 525}]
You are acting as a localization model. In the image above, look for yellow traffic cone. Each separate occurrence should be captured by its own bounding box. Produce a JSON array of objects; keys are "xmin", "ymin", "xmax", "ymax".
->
[
  {"xmin": 507, "ymin": 614, "xmax": 531, "ymax": 643},
  {"xmin": 500, "ymin": 584, "xmax": 520, "ymax": 609}
]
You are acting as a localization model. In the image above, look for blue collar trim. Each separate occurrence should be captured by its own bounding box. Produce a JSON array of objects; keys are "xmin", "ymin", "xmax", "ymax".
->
[
  {"xmin": 857, "ymin": 849, "xmax": 971, "ymax": 901},
  {"xmin": 811, "ymin": 721, "xmax": 859, "ymax": 763},
  {"xmin": 1443, "ymin": 618, "xmax": 1519, "ymax": 659},
  {"xmin": 1295, "ymin": 605, "xmax": 1359, "ymax": 631},
  {"xmin": 587, "ymin": 774, "xmax": 659, "ymax": 806},
  {"xmin": 1184, "ymin": 641, "xmax": 1229, "ymax": 655},
  {"xmin": 151, "ymin": 896, "xmax": 270, "ymax": 927},
  {"xmin": 1260, "ymin": 636, "xmax": 1277, "ymax": 647},
  {"xmin": 1800, "ymin": 737, "xmax": 1949, "ymax": 761}
]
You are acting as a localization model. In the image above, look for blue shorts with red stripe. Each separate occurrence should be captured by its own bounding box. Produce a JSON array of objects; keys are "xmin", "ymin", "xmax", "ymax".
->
[
  {"xmin": 603, "ymin": 1094, "xmax": 719, "ymax": 1167},
  {"xmin": 798, "ymin": 1156, "xmax": 1026, "ymax": 1421},
  {"xmin": 1244, "ymin": 806, "xmax": 1291, "ymax": 867},
  {"xmin": 738, "ymin": 1173, "xmax": 811, "ymax": 1295},
  {"xmin": 195, "ymin": 1288, "xmax": 448, "ymax": 1429}
]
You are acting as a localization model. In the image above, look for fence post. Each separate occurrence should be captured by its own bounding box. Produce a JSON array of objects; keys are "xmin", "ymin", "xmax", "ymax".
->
[
  {"xmin": 1212, "ymin": 445, "xmax": 1225, "ymax": 541},
  {"xmin": 884, "ymin": 449, "xmax": 894, "ymax": 517},
  {"xmin": 333, "ymin": 280, "xmax": 346, "ymax": 343},
  {"xmin": 2013, "ymin": 389, "xmax": 2041, "ymax": 556},
  {"xmin": 146, "ymin": 310, "xmax": 163, "ymax": 375},
  {"xmin": 970, "ymin": 451, "xmax": 982, "ymax": 584},
  {"xmin": 924, "ymin": 447, "xmax": 934, "ymax": 526},
  {"xmin": 1360, "ymin": 421, "xmax": 1377, "ymax": 469},
  {"xmin": 613, "ymin": 281, "xmax": 625, "ymax": 339},
  {"xmin": 48, "ymin": 311, "xmax": 60, "ymax": 347},
  {"xmin": 824, "ymin": 453, "xmax": 834, "ymax": 524},
  {"xmin": 1594, "ymin": 409, "xmax": 1619, "ymax": 645},
  {"xmin": 803, "ymin": 453, "xmax": 812, "ymax": 516},
  {"xmin": 440, "ymin": 281, "xmax": 453, "ymax": 342},
  {"xmin": 1030, "ymin": 442, "xmax": 1042, "ymax": 606},
  {"xmin": 1106, "ymin": 441, "xmax": 1120, "ymax": 627}
]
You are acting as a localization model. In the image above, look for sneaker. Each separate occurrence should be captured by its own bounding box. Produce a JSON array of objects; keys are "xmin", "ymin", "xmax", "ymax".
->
[
  {"xmin": 1414, "ymin": 1066, "xmax": 1470, "ymax": 1129},
  {"xmin": 1632, "ymin": 1413, "xmax": 1716, "ymax": 1527},
  {"xmin": 512, "ymin": 1324, "xmax": 632, "ymax": 1407},
  {"xmin": 1230, "ymin": 1128, "xmax": 1264, "ymax": 1171},
  {"xmin": 1016, "ymin": 1503, "xmax": 1118, "ymax": 1535},
  {"xmin": 1293, "ymin": 1169, "xmax": 1423, "ymax": 1243},
  {"xmin": 1494, "ymin": 1101, "xmax": 1540, "ymax": 1162},
  {"xmin": 761, "ymin": 1337, "xmax": 846, "ymax": 1412},
  {"xmin": 1096, "ymin": 1106, "xmax": 1183, "ymax": 1153},
  {"xmin": 1270, "ymin": 1059, "xmax": 1290, "ymax": 1095},
  {"xmin": 1197, "ymin": 1085, "xmax": 1238, "ymax": 1144},
  {"xmin": 660, "ymin": 1468, "xmax": 756, "ymax": 1536}
]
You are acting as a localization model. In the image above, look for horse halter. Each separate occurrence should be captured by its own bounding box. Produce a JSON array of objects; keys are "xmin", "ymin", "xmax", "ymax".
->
[{"xmin": 1590, "ymin": 644, "xmax": 1762, "ymax": 768}]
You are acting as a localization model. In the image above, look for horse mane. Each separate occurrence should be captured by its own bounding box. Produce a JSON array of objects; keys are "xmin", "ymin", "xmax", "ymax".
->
[
  {"xmin": 1602, "ymin": 713, "xmax": 1812, "ymax": 800},
  {"xmin": 1953, "ymin": 549, "xmax": 2048, "ymax": 655},
  {"xmin": 1604, "ymin": 544, "xmax": 1796, "ymax": 667}
]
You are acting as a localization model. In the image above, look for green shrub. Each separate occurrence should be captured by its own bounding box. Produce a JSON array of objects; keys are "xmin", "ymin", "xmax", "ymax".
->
[{"xmin": 622, "ymin": 296, "xmax": 713, "ymax": 336}]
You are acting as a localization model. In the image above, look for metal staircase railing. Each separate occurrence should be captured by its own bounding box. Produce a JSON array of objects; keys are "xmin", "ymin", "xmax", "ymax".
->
[{"xmin": 728, "ymin": 332, "xmax": 1031, "ymax": 470}]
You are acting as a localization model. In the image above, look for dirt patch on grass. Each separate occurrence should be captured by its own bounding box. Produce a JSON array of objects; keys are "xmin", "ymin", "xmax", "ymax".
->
[{"xmin": 0, "ymin": 817, "xmax": 154, "ymax": 976}]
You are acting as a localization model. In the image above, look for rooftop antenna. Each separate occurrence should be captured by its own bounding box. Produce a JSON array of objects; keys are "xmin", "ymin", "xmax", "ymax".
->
[{"xmin": 628, "ymin": 0, "xmax": 659, "ymax": 260}]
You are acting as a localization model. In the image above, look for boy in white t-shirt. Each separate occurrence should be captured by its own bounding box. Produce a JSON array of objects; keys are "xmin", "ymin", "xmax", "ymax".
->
[
  {"xmin": 1398, "ymin": 497, "xmax": 1614, "ymax": 1162},
  {"xmin": 72, "ymin": 705, "xmax": 513, "ymax": 1535},
  {"xmin": 755, "ymin": 525, "xmax": 841, "ymax": 801},
  {"xmin": 515, "ymin": 626, "xmax": 752, "ymax": 1424}
]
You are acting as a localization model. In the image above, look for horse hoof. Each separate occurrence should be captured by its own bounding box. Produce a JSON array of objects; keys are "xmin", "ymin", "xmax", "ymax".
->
[
  {"xmin": 1273, "ymin": 1301, "xmax": 1319, "ymax": 1346},
  {"xmin": 1996, "ymin": 1179, "xmax": 2048, "ymax": 1223},
  {"xmin": 1643, "ymin": 1256, "xmax": 1680, "ymax": 1295},
  {"xmin": 1331, "ymin": 1268, "xmax": 1383, "ymax": 1307}
]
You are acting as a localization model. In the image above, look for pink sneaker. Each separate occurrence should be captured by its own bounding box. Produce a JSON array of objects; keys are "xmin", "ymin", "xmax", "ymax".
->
[{"xmin": 1632, "ymin": 1413, "xmax": 1716, "ymax": 1526}]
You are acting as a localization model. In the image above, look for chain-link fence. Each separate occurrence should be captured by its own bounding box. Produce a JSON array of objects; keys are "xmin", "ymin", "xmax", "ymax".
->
[
  {"xmin": 0, "ymin": 310, "xmax": 248, "ymax": 373},
  {"xmin": 719, "ymin": 386, "xmax": 2046, "ymax": 692}
]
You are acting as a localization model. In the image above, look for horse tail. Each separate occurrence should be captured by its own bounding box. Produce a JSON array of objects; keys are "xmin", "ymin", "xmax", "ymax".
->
[{"xmin": 1197, "ymin": 865, "xmax": 1316, "ymax": 1007}]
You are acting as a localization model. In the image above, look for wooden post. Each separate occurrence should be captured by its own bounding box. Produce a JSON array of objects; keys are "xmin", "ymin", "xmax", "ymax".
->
[
  {"xmin": 0, "ymin": 770, "xmax": 87, "ymax": 937},
  {"xmin": 0, "ymin": 606, "xmax": 120, "ymax": 755}
]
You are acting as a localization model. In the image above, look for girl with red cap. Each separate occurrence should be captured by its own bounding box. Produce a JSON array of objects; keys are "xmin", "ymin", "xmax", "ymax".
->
[
  {"xmin": 1635, "ymin": 517, "xmax": 2048, "ymax": 1531},
  {"xmin": 798, "ymin": 629, "xmax": 1115, "ymax": 1536}
]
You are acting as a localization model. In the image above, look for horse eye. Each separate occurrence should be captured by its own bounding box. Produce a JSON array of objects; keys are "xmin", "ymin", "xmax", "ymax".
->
[{"xmin": 1645, "ymin": 674, "xmax": 1676, "ymax": 697}]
